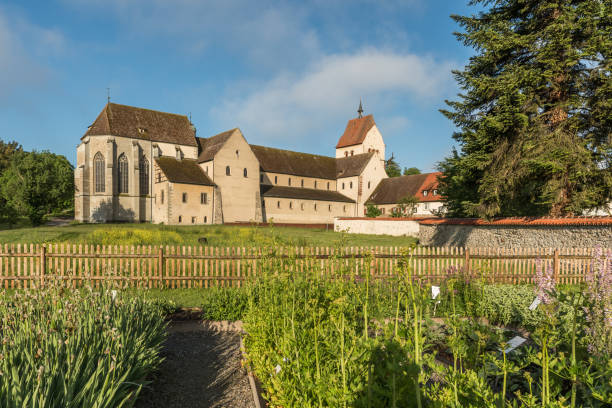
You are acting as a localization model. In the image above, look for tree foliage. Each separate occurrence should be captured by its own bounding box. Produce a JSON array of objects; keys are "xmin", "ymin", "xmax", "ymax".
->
[
  {"xmin": 391, "ymin": 195, "xmax": 419, "ymax": 217},
  {"xmin": 0, "ymin": 140, "xmax": 22, "ymax": 173},
  {"xmin": 385, "ymin": 154, "xmax": 402, "ymax": 177},
  {"xmin": 365, "ymin": 204, "xmax": 382, "ymax": 218},
  {"xmin": 439, "ymin": 0, "xmax": 611, "ymax": 217},
  {"xmin": 0, "ymin": 150, "xmax": 74, "ymax": 225},
  {"xmin": 403, "ymin": 167, "xmax": 421, "ymax": 176}
]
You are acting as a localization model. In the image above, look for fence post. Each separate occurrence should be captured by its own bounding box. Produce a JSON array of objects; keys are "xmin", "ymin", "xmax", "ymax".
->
[
  {"xmin": 158, "ymin": 246, "xmax": 164, "ymax": 288},
  {"xmin": 553, "ymin": 249, "xmax": 560, "ymax": 283},
  {"xmin": 40, "ymin": 244, "xmax": 46, "ymax": 288},
  {"xmin": 464, "ymin": 247, "xmax": 470, "ymax": 274}
]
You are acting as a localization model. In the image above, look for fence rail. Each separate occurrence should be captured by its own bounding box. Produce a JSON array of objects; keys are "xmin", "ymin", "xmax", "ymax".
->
[{"xmin": 0, "ymin": 244, "xmax": 606, "ymax": 289}]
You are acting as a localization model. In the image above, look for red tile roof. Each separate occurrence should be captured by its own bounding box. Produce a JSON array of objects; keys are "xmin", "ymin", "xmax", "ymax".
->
[
  {"xmin": 336, "ymin": 115, "xmax": 376, "ymax": 148},
  {"xmin": 418, "ymin": 217, "xmax": 612, "ymax": 226},
  {"xmin": 367, "ymin": 172, "xmax": 442, "ymax": 205},
  {"xmin": 84, "ymin": 103, "xmax": 197, "ymax": 146}
]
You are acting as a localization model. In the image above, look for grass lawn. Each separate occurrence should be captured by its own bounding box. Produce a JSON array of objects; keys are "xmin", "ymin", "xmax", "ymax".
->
[{"xmin": 0, "ymin": 222, "xmax": 417, "ymax": 247}]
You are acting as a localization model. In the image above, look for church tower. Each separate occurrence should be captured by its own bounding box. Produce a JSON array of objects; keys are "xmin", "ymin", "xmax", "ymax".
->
[{"xmin": 335, "ymin": 102, "xmax": 386, "ymax": 165}]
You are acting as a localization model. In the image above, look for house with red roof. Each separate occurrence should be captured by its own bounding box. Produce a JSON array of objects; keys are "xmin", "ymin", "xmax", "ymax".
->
[{"xmin": 366, "ymin": 172, "xmax": 444, "ymax": 216}]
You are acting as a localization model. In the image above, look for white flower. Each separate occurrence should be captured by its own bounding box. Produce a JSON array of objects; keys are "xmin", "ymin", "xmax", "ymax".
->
[{"xmin": 274, "ymin": 364, "xmax": 281, "ymax": 374}]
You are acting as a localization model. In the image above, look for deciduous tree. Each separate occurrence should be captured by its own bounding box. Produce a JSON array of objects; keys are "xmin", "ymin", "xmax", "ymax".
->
[
  {"xmin": 0, "ymin": 151, "xmax": 74, "ymax": 225},
  {"xmin": 403, "ymin": 167, "xmax": 421, "ymax": 176}
]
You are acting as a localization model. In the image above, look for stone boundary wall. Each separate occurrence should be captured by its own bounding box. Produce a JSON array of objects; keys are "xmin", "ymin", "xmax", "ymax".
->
[
  {"xmin": 419, "ymin": 223, "xmax": 611, "ymax": 248},
  {"xmin": 334, "ymin": 217, "xmax": 420, "ymax": 237},
  {"xmin": 334, "ymin": 217, "xmax": 612, "ymax": 248}
]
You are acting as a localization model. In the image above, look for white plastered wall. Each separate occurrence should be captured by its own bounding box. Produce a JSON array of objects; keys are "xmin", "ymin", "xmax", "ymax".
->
[
  {"xmin": 210, "ymin": 130, "xmax": 262, "ymax": 222},
  {"xmin": 263, "ymin": 197, "xmax": 354, "ymax": 223},
  {"xmin": 261, "ymin": 172, "xmax": 336, "ymax": 191}
]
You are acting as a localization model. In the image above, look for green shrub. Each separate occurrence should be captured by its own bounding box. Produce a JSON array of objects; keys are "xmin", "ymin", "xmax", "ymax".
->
[{"xmin": 201, "ymin": 286, "xmax": 250, "ymax": 321}]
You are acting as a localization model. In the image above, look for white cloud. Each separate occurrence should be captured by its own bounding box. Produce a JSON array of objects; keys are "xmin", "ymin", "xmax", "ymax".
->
[
  {"xmin": 63, "ymin": 0, "xmax": 321, "ymax": 68},
  {"xmin": 211, "ymin": 49, "xmax": 454, "ymax": 144}
]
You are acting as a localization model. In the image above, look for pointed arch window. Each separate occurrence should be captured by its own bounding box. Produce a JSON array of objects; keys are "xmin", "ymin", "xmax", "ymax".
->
[
  {"xmin": 118, "ymin": 154, "xmax": 129, "ymax": 194},
  {"xmin": 139, "ymin": 157, "xmax": 149, "ymax": 195},
  {"xmin": 93, "ymin": 152, "xmax": 105, "ymax": 193}
]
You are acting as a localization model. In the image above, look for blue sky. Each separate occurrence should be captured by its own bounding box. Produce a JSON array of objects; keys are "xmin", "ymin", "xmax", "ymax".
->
[{"xmin": 0, "ymin": 0, "xmax": 477, "ymax": 172}]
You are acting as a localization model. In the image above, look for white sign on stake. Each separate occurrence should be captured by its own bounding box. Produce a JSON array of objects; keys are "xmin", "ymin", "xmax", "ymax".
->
[
  {"xmin": 528, "ymin": 297, "xmax": 541, "ymax": 311},
  {"xmin": 503, "ymin": 336, "xmax": 527, "ymax": 353},
  {"xmin": 431, "ymin": 286, "xmax": 440, "ymax": 300}
]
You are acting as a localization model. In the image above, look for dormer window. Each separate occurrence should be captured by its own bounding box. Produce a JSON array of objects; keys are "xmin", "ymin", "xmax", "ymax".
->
[
  {"xmin": 423, "ymin": 190, "xmax": 428, "ymax": 196},
  {"xmin": 138, "ymin": 127, "xmax": 146, "ymax": 134},
  {"xmin": 175, "ymin": 147, "xmax": 183, "ymax": 160},
  {"xmin": 433, "ymin": 189, "xmax": 438, "ymax": 195}
]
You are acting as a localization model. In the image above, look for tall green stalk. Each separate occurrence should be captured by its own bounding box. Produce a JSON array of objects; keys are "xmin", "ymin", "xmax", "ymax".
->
[
  {"xmin": 570, "ymin": 303, "xmax": 577, "ymax": 408},
  {"xmin": 407, "ymin": 261, "xmax": 423, "ymax": 408}
]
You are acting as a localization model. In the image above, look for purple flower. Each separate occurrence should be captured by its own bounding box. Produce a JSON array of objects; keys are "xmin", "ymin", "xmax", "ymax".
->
[
  {"xmin": 534, "ymin": 259, "xmax": 555, "ymax": 304},
  {"xmin": 583, "ymin": 247, "xmax": 612, "ymax": 356}
]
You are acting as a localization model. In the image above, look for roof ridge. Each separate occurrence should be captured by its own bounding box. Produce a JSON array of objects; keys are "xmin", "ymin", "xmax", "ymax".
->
[
  {"xmin": 251, "ymin": 144, "xmax": 335, "ymax": 160},
  {"xmin": 107, "ymin": 102, "xmax": 190, "ymax": 119}
]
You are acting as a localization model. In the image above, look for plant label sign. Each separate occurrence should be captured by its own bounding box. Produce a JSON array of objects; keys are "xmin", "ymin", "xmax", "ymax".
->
[
  {"xmin": 503, "ymin": 336, "xmax": 527, "ymax": 353},
  {"xmin": 431, "ymin": 286, "xmax": 440, "ymax": 300},
  {"xmin": 528, "ymin": 297, "xmax": 540, "ymax": 310}
]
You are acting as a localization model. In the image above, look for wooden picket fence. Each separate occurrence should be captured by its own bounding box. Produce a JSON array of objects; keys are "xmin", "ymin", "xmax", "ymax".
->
[{"xmin": 0, "ymin": 244, "xmax": 606, "ymax": 289}]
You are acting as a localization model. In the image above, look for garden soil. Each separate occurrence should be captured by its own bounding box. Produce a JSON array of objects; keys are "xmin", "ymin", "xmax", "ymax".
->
[{"xmin": 135, "ymin": 321, "xmax": 255, "ymax": 408}]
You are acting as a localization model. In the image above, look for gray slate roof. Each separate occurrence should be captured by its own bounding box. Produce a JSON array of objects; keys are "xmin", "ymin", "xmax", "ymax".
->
[
  {"xmin": 261, "ymin": 185, "xmax": 355, "ymax": 203},
  {"xmin": 155, "ymin": 157, "xmax": 215, "ymax": 186},
  {"xmin": 84, "ymin": 103, "xmax": 197, "ymax": 146},
  {"xmin": 196, "ymin": 129, "xmax": 237, "ymax": 163},
  {"xmin": 336, "ymin": 152, "xmax": 374, "ymax": 178}
]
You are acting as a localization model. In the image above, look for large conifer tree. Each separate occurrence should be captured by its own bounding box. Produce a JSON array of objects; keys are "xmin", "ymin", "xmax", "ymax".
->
[{"xmin": 439, "ymin": 0, "xmax": 611, "ymax": 217}]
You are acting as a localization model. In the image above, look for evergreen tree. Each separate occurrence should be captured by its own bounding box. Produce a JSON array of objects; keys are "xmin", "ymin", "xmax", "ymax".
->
[
  {"xmin": 439, "ymin": 0, "xmax": 611, "ymax": 217},
  {"xmin": 385, "ymin": 154, "xmax": 402, "ymax": 177}
]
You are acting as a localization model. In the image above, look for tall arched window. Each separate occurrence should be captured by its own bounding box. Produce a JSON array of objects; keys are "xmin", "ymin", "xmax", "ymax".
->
[
  {"xmin": 243, "ymin": 168, "xmax": 248, "ymax": 178},
  {"xmin": 226, "ymin": 166, "xmax": 231, "ymax": 176},
  {"xmin": 118, "ymin": 154, "xmax": 129, "ymax": 194},
  {"xmin": 93, "ymin": 152, "xmax": 105, "ymax": 193},
  {"xmin": 139, "ymin": 157, "xmax": 149, "ymax": 195}
]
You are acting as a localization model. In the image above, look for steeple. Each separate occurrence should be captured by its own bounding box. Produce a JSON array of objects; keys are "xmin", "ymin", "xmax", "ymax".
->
[{"xmin": 357, "ymin": 99, "xmax": 364, "ymax": 118}]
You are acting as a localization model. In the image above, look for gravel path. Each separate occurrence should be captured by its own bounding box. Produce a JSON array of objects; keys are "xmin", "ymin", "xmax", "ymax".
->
[{"xmin": 135, "ymin": 321, "xmax": 255, "ymax": 408}]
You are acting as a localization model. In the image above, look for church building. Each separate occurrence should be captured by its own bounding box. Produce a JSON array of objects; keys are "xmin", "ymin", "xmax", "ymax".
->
[{"xmin": 74, "ymin": 102, "xmax": 441, "ymax": 224}]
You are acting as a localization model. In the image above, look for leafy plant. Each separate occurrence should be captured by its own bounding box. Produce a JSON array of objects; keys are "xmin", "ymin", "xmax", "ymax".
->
[{"xmin": 0, "ymin": 282, "xmax": 166, "ymax": 407}]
